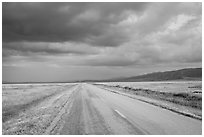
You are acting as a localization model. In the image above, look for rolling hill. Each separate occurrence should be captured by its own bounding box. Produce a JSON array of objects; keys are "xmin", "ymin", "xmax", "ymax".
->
[{"xmin": 105, "ymin": 68, "xmax": 202, "ymax": 82}]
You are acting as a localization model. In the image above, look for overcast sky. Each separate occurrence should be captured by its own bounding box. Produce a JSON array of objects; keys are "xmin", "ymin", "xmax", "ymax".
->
[{"xmin": 2, "ymin": 2, "xmax": 202, "ymax": 82}]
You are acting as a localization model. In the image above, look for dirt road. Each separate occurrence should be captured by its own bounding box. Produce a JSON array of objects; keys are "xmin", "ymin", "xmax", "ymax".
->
[
  {"xmin": 3, "ymin": 83, "xmax": 202, "ymax": 135},
  {"xmin": 51, "ymin": 83, "xmax": 201, "ymax": 135}
]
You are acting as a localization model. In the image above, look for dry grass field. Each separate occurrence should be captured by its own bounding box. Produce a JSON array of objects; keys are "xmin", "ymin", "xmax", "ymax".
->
[{"xmin": 95, "ymin": 81, "xmax": 202, "ymax": 119}]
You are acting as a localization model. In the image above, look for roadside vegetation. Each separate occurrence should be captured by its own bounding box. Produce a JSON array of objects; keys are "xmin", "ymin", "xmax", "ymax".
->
[
  {"xmin": 2, "ymin": 84, "xmax": 76, "ymax": 134},
  {"xmin": 95, "ymin": 83, "xmax": 202, "ymax": 120},
  {"xmin": 115, "ymin": 85, "xmax": 201, "ymax": 109}
]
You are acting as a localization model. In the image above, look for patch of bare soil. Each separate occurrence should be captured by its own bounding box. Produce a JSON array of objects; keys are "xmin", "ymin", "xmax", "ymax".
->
[{"xmin": 2, "ymin": 85, "xmax": 76, "ymax": 135}]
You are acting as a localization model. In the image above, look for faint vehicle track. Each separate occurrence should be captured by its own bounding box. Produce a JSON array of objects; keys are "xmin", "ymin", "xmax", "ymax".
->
[
  {"xmin": 59, "ymin": 85, "xmax": 111, "ymax": 135},
  {"xmin": 2, "ymin": 85, "xmax": 74, "ymax": 123},
  {"xmin": 57, "ymin": 86, "xmax": 84, "ymax": 134},
  {"xmin": 44, "ymin": 85, "xmax": 79, "ymax": 134},
  {"xmin": 2, "ymin": 84, "xmax": 77, "ymax": 134}
]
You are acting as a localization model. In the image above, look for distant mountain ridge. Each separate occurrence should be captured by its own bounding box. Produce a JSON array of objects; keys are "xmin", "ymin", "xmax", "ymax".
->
[
  {"xmin": 3, "ymin": 68, "xmax": 202, "ymax": 84},
  {"xmin": 107, "ymin": 68, "xmax": 202, "ymax": 82}
]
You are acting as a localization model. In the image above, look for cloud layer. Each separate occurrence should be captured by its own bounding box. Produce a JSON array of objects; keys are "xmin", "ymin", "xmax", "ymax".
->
[{"xmin": 2, "ymin": 2, "xmax": 202, "ymax": 82}]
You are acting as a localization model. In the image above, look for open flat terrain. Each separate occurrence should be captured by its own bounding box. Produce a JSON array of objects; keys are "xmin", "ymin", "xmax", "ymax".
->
[
  {"xmin": 100, "ymin": 81, "xmax": 202, "ymax": 93},
  {"xmin": 2, "ymin": 83, "xmax": 202, "ymax": 135},
  {"xmin": 96, "ymin": 81, "xmax": 202, "ymax": 118}
]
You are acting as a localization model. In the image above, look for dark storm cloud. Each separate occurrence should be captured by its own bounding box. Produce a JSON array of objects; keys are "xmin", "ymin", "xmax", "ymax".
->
[
  {"xmin": 2, "ymin": 2, "xmax": 202, "ymax": 69},
  {"xmin": 82, "ymin": 55, "xmax": 136, "ymax": 67},
  {"xmin": 2, "ymin": 2, "xmax": 147, "ymax": 46},
  {"xmin": 3, "ymin": 42, "xmax": 99, "ymax": 56}
]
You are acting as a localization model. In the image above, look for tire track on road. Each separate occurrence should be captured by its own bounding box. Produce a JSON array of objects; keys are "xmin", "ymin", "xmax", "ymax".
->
[
  {"xmin": 3, "ymin": 85, "xmax": 75, "ymax": 123},
  {"xmin": 44, "ymin": 85, "xmax": 79, "ymax": 134},
  {"xmin": 58, "ymin": 86, "xmax": 84, "ymax": 135}
]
